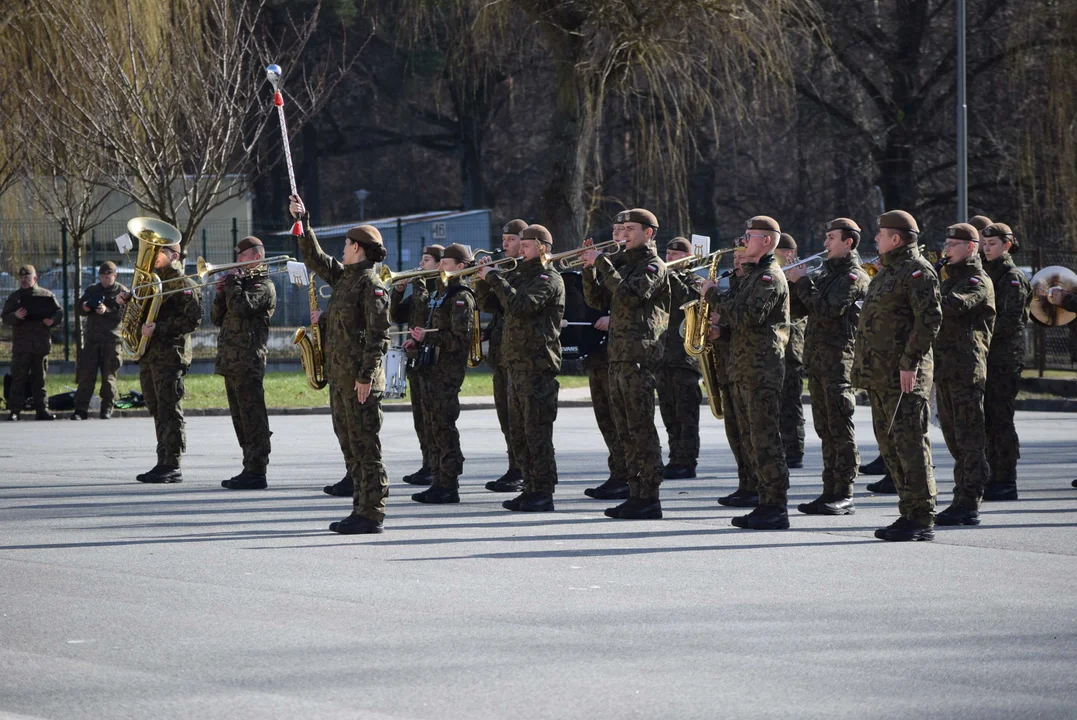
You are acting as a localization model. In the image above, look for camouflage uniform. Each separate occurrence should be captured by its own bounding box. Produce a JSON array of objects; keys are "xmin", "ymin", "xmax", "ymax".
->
[
  {"xmin": 139, "ymin": 263, "xmax": 202, "ymax": 468},
  {"xmin": 300, "ymin": 225, "xmax": 392, "ymax": 523},
  {"xmin": 781, "ymin": 305, "xmax": 807, "ymax": 462},
  {"xmin": 583, "ymin": 244, "xmax": 670, "ymax": 498},
  {"xmin": 982, "ymin": 252, "xmax": 1031, "ymax": 491},
  {"xmin": 415, "ymin": 279, "xmax": 475, "ymax": 490},
  {"xmin": 934, "ymin": 255, "xmax": 995, "ymax": 508},
  {"xmin": 74, "ymin": 281, "xmax": 128, "ymax": 414},
  {"xmin": 2, "ymin": 286, "xmax": 63, "ymax": 412},
  {"xmin": 211, "ymin": 272, "xmax": 277, "ymax": 475},
  {"xmin": 852, "ymin": 242, "xmax": 942, "ymax": 525},
  {"xmin": 713, "ymin": 290, "xmax": 757, "ymax": 494},
  {"xmin": 474, "ymin": 268, "xmax": 524, "ymax": 474},
  {"xmin": 486, "ymin": 257, "xmax": 565, "ymax": 493},
  {"xmin": 390, "ymin": 278, "xmax": 434, "ymax": 469},
  {"xmin": 656, "ymin": 269, "xmax": 702, "ymax": 470},
  {"xmin": 707, "ymin": 254, "xmax": 790, "ymax": 507},
  {"xmin": 791, "ymin": 254, "xmax": 870, "ymax": 498}
]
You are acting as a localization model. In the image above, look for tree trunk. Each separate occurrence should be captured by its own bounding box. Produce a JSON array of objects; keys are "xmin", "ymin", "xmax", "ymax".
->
[{"xmin": 460, "ymin": 115, "xmax": 487, "ymax": 210}]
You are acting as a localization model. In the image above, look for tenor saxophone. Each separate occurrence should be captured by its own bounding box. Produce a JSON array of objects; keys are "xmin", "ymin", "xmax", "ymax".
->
[{"xmin": 293, "ymin": 274, "xmax": 327, "ymax": 389}]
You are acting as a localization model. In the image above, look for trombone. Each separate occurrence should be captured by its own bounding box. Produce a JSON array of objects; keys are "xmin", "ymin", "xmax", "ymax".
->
[
  {"xmin": 665, "ymin": 247, "xmax": 738, "ymax": 272},
  {"xmin": 379, "ymin": 265, "xmax": 442, "ymax": 285},
  {"xmin": 129, "ymin": 255, "xmax": 294, "ymax": 296},
  {"xmin": 549, "ymin": 239, "xmax": 626, "ymax": 270},
  {"xmin": 439, "ymin": 254, "xmax": 521, "ymax": 284}
]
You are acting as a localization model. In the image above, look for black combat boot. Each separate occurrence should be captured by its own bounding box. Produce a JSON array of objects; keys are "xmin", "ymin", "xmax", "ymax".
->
[
  {"xmin": 136, "ymin": 464, "xmax": 164, "ymax": 482},
  {"xmin": 138, "ymin": 465, "xmax": 182, "ymax": 484},
  {"xmin": 402, "ymin": 466, "xmax": 434, "ymax": 486},
  {"xmin": 798, "ymin": 494, "xmax": 856, "ymax": 516},
  {"xmin": 859, "ymin": 455, "xmax": 888, "ymax": 475},
  {"xmin": 718, "ymin": 489, "xmax": 759, "ymax": 507},
  {"xmin": 329, "ymin": 513, "xmax": 383, "ymax": 535},
  {"xmin": 504, "ymin": 491, "xmax": 555, "ymax": 512},
  {"xmin": 731, "ymin": 504, "xmax": 790, "ymax": 530},
  {"xmin": 662, "ymin": 464, "xmax": 697, "ymax": 480},
  {"xmin": 981, "ymin": 482, "xmax": 1018, "ymax": 501},
  {"xmin": 604, "ymin": 497, "xmax": 662, "ymax": 520},
  {"xmin": 584, "ymin": 477, "xmax": 630, "ymax": 500},
  {"xmin": 35, "ymin": 409, "xmax": 56, "ymax": 421},
  {"xmin": 411, "ymin": 486, "xmax": 460, "ymax": 504},
  {"xmin": 486, "ymin": 467, "xmax": 524, "ymax": 493},
  {"xmin": 873, "ymin": 517, "xmax": 934, "ymax": 542},
  {"xmin": 935, "ymin": 504, "xmax": 981, "ymax": 526},
  {"xmin": 100, "ymin": 407, "xmax": 113, "ymax": 419},
  {"xmin": 70, "ymin": 410, "xmax": 88, "ymax": 421},
  {"xmin": 222, "ymin": 472, "xmax": 268, "ymax": 490},
  {"xmin": 866, "ymin": 473, "xmax": 897, "ymax": 494},
  {"xmin": 324, "ymin": 475, "xmax": 353, "ymax": 497},
  {"xmin": 786, "ymin": 456, "xmax": 804, "ymax": 470}
]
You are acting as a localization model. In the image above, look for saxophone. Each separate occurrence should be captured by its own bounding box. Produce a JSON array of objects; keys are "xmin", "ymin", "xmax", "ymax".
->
[
  {"xmin": 293, "ymin": 273, "xmax": 327, "ymax": 389},
  {"xmin": 121, "ymin": 217, "xmax": 181, "ymax": 360},
  {"xmin": 680, "ymin": 253, "xmax": 724, "ymax": 420}
]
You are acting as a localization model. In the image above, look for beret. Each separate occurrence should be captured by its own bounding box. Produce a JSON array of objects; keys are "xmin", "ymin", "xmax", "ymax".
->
[
  {"xmin": 877, "ymin": 210, "xmax": 919, "ymax": 234},
  {"xmin": 521, "ymin": 224, "xmax": 553, "ymax": 245}
]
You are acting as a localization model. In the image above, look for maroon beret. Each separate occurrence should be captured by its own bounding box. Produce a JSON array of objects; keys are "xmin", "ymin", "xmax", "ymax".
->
[{"xmin": 235, "ymin": 236, "xmax": 264, "ymax": 253}]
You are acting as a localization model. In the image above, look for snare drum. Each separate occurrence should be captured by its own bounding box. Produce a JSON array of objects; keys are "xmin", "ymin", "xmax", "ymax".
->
[{"xmin": 384, "ymin": 347, "xmax": 408, "ymax": 399}]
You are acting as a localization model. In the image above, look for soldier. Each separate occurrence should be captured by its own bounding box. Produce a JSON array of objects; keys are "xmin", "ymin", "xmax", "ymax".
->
[
  {"xmin": 981, "ymin": 223, "xmax": 1032, "ymax": 501},
  {"xmin": 474, "ymin": 219, "xmax": 527, "ymax": 492},
  {"xmin": 410, "ymin": 243, "xmax": 476, "ymax": 504},
  {"xmin": 775, "ymin": 233, "xmax": 806, "ymax": 468},
  {"xmin": 477, "ymin": 224, "xmax": 565, "ymax": 511},
  {"xmin": 933, "ymin": 223, "xmax": 996, "ymax": 525},
  {"xmin": 212, "ymin": 237, "xmax": 277, "ymax": 490},
  {"xmin": 785, "ymin": 218, "xmax": 870, "ymax": 515},
  {"xmin": 2, "ymin": 265, "xmax": 62, "ymax": 421},
  {"xmin": 292, "ymin": 194, "xmax": 392, "ymax": 534},
  {"xmin": 135, "ymin": 241, "xmax": 202, "ymax": 484},
  {"xmin": 72, "ymin": 262, "xmax": 128, "ymax": 420},
  {"xmin": 657, "ymin": 236, "xmax": 703, "ymax": 480},
  {"xmin": 388, "ymin": 243, "xmax": 444, "ymax": 491},
  {"xmin": 853, "ymin": 210, "xmax": 942, "ymax": 541},
  {"xmin": 581, "ymin": 208, "xmax": 669, "ymax": 519},
  {"xmin": 701, "ymin": 216, "xmax": 790, "ymax": 530}
]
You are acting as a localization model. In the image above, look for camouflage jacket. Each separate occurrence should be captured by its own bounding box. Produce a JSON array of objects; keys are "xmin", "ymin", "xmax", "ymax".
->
[
  {"xmin": 390, "ymin": 278, "xmax": 433, "ymax": 329},
  {"xmin": 664, "ymin": 269, "xmax": 702, "ymax": 373},
  {"xmin": 474, "ymin": 267, "xmax": 523, "ymax": 368},
  {"xmin": 983, "ymin": 253, "xmax": 1031, "ymax": 373},
  {"xmin": 933, "ymin": 255, "xmax": 995, "ymax": 388},
  {"xmin": 2, "ymin": 286, "xmax": 63, "ymax": 355},
  {"xmin": 852, "ymin": 243, "xmax": 941, "ymax": 397},
  {"xmin": 709, "ymin": 274, "xmax": 739, "ymax": 385},
  {"xmin": 706, "ymin": 254, "xmax": 789, "ymax": 391},
  {"xmin": 78, "ymin": 282, "xmax": 128, "ymax": 344},
  {"xmin": 583, "ymin": 244, "xmax": 669, "ymax": 366},
  {"xmin": 142, "ymin": 262, "xmax": 202, "ymax": 368},
  {"xmin": 211, "ymin": 273, "xmax": 277, "ymax": 378},
  {"xmin": 421, "ymin": 279, "xmax": 475, "ymax": 371},
  {"xmin": 792, "ymin": 254, "xmax": 870, "ymax": 379},
  {"xmin": 486, "ymin": 257, "xmax": 565, "ymax": 373},
  {"xmin": 786, "ymin": 316, "xmax": 806, "ymax": 367},
  {"xmin": 299, "ymin": 226, "xmax": 391, "ymax": 391}
]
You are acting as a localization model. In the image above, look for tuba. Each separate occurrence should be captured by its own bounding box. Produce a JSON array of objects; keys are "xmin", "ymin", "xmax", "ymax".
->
[
  {"xmin": 293, "ymin": 273, "xmax": 327, "ymax": 389},
  {"xmin": 121, "ymin": 217, "xmax": 181, "ymax": 359}
]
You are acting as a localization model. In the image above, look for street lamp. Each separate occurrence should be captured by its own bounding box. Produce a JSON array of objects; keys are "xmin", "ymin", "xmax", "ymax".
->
[{"xmin": 354, "ymin": 189, "xmax": 371, "ymax": 221}]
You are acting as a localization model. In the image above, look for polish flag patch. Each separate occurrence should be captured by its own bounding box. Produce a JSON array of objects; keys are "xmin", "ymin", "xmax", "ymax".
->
[
  {"xmin": 539, "ymin": 274, "xmax": 549, "ymax": 280},
  {"xmin": 761, "ymin": 274, "xmax": 773, "ymax": 283},
  {"xmin": 455, "ymin": 300, "xmax": 466, "ymax": 306},
  {"xmin": 1010, "ymin": 279, "xmax": 1021, "ymax": 286},
  {"xmin": 969, "ymin": 277, "xmax": 980, "ymax": 285},
  {"xmin": 911, "ymin": 270, "xmax": 923, "ymax": 278},
  {"xmin": 183, "ymin": 289, "xmax": 193, "ymax": 295},
  {"xmin": 646, "ymin": 263, "xmax": 658, "ymax": 273},
  {"xmin": 374, "ymin": 288, "xmax": 384, "ymax": 296},
  {"xmin": 848, "ymin": 272, "xmax": 858, "ymax": 280}
]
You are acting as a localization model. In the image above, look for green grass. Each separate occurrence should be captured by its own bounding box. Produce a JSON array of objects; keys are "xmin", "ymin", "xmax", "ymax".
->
[{"xmin": 44, "ymin": 370, "xmax": 591, "ymax": 409}]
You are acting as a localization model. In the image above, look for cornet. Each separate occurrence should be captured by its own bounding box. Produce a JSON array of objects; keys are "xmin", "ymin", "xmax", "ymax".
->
[
  {"xmin": 780, "ymin": 251, "xmax": 827, "ymax": 275},
  {"xmin": 548, "ymin": 239, "xmax": 626, "ymax": 270}
]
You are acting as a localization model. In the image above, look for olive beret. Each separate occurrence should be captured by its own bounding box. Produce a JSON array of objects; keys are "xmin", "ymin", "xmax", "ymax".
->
[
  {"xmin": 99, "ymin": 261, "xmax": 117, "ymax": 274},
  {"xmin": 422, "ymin": 244, "xmax": 444, "ymax": 261},
  {"xmin": 442, "ymin": 243, "xmax": 473, "ymax": 263},
  {"xmin": 235, "ymin": 236, "xmax": 264, "ymax": 253},
  {"xmin": 946, "ymin": 223, "xmax": 979, "ymax": 242},
  {"xmin": 521, "ymin": 224, "xmax": 553, "ymax": 246},
  {"xmin": 777, "ymin": 233, "xmax": 797, "ymax": 250},
  {"xmin": 667, "ymin": 237, "xmax": 692, "ymax": 253},
  {"xmin": 746, "ymin": 215, "xmax": 781, "ymax": 233},
  {"xmin": 877, "ymin": 210, "xmax": 919, "ymax": 234},
  {"xmin": 501, "ymin": 219, "xmax": 528, "ymax": 236},
  {"xmin": 345, "ymin": 225, "xmax": 383, "ymax": 248},
  {"xmin": 982, "ymin": 223, "xmax": 1017, "ymax": 249},
  {"xmin": 968, "ymin": 215, "xmax": 994, "ymax": 233},
  {"xmin": 614, "ymin": 208, "xmax": 659, "ymax": 229},
  {"xmin": 824, "ymin": 217, "xmax": 861, "ymax": 233},
  {"xmin": 17, "ymin": 264, "xmax": 35, "ymax": 277}
]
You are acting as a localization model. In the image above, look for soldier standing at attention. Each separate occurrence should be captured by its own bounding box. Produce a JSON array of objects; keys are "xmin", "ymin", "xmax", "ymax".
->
[
  {"xmin": 3, "ymin": 265, "xmax": 62, "ymax": 421},
  {"xmin": 785, "ymin": 218, "xmax": 870, "ymax": 515},
  {"xmin": 213, "ymin": 237, "xmax": 277, "ymax": 491},
  {"xmin": 478, "ymin": 224, "xmax": 565, "ymax": 512},
  {"xmin": 933, "ymin": 223, "xmax": 995, "ymax": 526},
  {"xmin": 475, "ymin": 220, "xmax": 527, "ymax": 493},
  {"xmin": 657, "ymin": 236, "xmax": 703, "ymax": 480},
  {"xmin": 72, "ymin": 262, "xmax": 129, "ymax": 420},
  {"xmin": 775, "ymin": 233, "xmax": 806, "ymax": 469},
  {"xmin": 853, "ymin": 210, "xmax": 942, "ymax": 541},
  {"xmin": 581, "ymin": 209, "xmax": 670, "ymax": 520},
  {"xmin": 980, "ymin": 223, "xmax": 1031, "ymax": 501},
  {"xmin": 410, "ymin": 243, "xmax": 476, "ymax": 505},
  {"xmin": 135, "ymin": 241, "xmax": 202, "ymax": 484},
  {"xmin": 292, "ymin": 194, "xmax": 392, "ymax": 534},
  {"xmin": 701, "ymin": 216, "xmax": 790, "ymax": 530},
  {"xmin": 389, "ymin": 243, "xmax": 443, "ymax": 491}
]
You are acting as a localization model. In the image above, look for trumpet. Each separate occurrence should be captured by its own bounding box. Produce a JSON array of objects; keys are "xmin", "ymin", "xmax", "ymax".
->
[
  {"xmin": 780, "ymin": 251, "xmax": 827, "ymax": 274},
  {"xmin": 130, "ymin": 255, "xmax": 294, "ymax": 297},
  {"xmin": 439, "ymin": 255, "xmax": 521, "ymax": 284},
  {"xmin": 379, "ymin": 265, "xmax": 442, "ymax": 285},
  {"xmin": 665, "ymin": 247, "xmax": 738, "ymax": 272},
  {"xmin": 549, "ymin": 239, "xmax": 626, "ymax": 270}
]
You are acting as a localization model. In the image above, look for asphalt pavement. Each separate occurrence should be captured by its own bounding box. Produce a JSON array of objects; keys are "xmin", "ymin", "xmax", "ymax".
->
[{"xmin": 1, "ymin": 406, "xmax": 1075, "ymax": 719}]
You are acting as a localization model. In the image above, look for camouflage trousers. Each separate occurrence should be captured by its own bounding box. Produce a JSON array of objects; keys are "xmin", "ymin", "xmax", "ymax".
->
[
  {"xmin": 721, "ymin": 383, "xmax": 757, "ymax": 493},
  {"xmin": 608, "ymin": 362, "xmax": 664, "ymax": 497},
  {"xmin": 807, "ymin": 374, "xmax": 859, "ymax": 498},
  {"xmin": 984, "ymin": 365, "xmax": 1021, "ymax": 487},
  {"xmin": 224, "ymin": 374, "xmax": 272, "ymax": 475},
  {"xmin": 493, "ymin": 362, "xmax": 519, "ymax": 471},
  {"xmin": 731, "ymin": 381, "xmax": 789, "ymax": 506},
  {"xmin": 140, "ymin": 362, "xmax": 186, "ymax": 467},
  {"xmin": 417, "ymin": 365, "xmax": 466, "ymax": 489},
  {"xmin": 656, "ymin": 366, "xmax": 702, "ymax": 467},
  {"xmin": 8, "ymin": 351, "xmax": 48, "ymax": 411},
  {"xmin": 74, "ymin": 341, "xmax": 122, "ymax": 413},
  {"xmin": 781, "ymin": 359, "xmax": 805, "ymax": 461},
  {"xmin": 585, "ymin": 359, "xmax": 630, "ymax": 480},
  {"xmin": 329, "ymin": 382, "xmax": 389, "ymax": 523},
  {"xmin": 868, "ymin": 390, "xmax": 936, "ymax": 524},
  {"xmin": 936, "ymin": 381, "xmax": 990, "ymax": 508},
  {"xmin": 507, "ymin": 370, "xmax": 559, "ymax": 493},
  {"xmin": 406, "ymin": 365, "xmax": 432, "ymax": 468}
]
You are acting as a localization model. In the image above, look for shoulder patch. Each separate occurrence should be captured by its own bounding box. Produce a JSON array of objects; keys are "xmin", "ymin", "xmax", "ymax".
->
[
  {"xmin": 911, "ymin": 270, "xmax": 923, "ymax": 278},
  {"xmin": 183, "ymin": 289, "xmax": 193, "ymax": 295},
  {"xmin": 374, "ymin": 288, "xmax": 384, "ymax": 297},
  {"xmin": 969, "ymin": 276, "xmax": 980, "ymax": 285},
  {"xmin": 761, "ymin": 274, "xmax": 772, "ymax": 283},
  {"xmin": 646, "ymin": 263, "xmax": 658, "ymax": 273},
  {"xmin": 848, "ymin": 272, "xmax": 858, "ymax": 280},
  {"xmin": 1010, "ymin": 279, "xmax": 1021, "ymax": 286},
  {"xmin": 539, "ymin": 274, "xmax": 549, "ymax": 280},
  {"xmin": 455, "ymin": 300, "xmax": 466, "ymax": 306}
]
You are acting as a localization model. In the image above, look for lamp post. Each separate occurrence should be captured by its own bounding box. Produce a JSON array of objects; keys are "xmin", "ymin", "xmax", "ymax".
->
[{"xmin": 354, "ymin": 189, "xmax": 371, "ymax": 221}]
